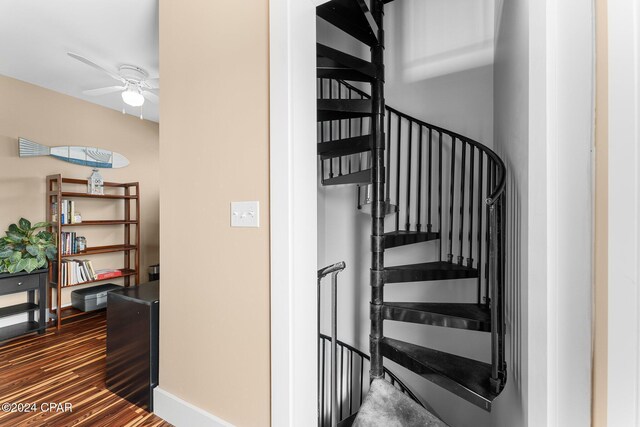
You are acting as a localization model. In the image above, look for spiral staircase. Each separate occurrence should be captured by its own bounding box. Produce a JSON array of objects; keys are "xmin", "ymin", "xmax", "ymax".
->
[{"xmin": 316, "ymin": 0, "xmax": 507, "ymax": 425}]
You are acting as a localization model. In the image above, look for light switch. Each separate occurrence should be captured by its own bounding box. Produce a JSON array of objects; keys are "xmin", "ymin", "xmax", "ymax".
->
[{"xmin": 231, "ymin": 201, "xmax": 260, "ymax": 228}]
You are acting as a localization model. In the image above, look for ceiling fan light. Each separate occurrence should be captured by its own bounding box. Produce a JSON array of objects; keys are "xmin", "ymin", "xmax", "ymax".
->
[{"xmin": 121, "ymin": 88, "xmax": 145, "ymax": 107}]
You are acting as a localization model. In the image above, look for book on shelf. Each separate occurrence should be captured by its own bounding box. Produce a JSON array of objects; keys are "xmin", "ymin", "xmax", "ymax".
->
[
  {"xmin": 59, "ymin": 232, "xmax": 82, "ymax": 255},
  {"xmin": 94, "ymin": 269, "xmax": 123, "ymax": 280},
  {"xmin": 56, "ymin": 259, "xmax": 99, "ymax": 287},
  {"xmin": 55, "ymin": 199, "xmax": 82, "ymax": 225},
  {"xmin": 51, "ymin": 201, "xmax": 58, "ymax": 223}
]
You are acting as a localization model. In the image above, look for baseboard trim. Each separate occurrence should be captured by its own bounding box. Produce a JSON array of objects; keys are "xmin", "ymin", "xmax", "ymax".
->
[{"xmin": 153, "ymin": 387, "xmax": 235, "ymax": 427}]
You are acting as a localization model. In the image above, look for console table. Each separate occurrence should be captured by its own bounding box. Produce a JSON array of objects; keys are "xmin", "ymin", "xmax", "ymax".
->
[{"xmin": 0, "ymin": 269, "xmax": 47, "ymax": 342}]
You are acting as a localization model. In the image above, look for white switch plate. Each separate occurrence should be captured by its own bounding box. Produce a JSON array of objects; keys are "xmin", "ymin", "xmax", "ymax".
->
[{"xmin": 231, "ymin": 201, "xmax": 260, "ymax": 228}]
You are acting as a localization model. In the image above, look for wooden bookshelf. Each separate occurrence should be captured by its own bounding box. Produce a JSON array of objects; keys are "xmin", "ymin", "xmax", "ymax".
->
[{"xmin": 46, "ymin": 174, "xmax": 140, "ymax": 330}]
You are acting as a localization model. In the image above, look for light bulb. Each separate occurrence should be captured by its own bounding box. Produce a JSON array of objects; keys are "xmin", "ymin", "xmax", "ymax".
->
[{"xmin": 121, "ymin": 87, "xmax": 145, "ymax": 107}]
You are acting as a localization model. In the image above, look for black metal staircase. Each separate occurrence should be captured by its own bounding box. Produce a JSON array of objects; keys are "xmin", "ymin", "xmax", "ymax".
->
[{"xmin": 317, "ymin": 0, "xmax": 507, "ymax": 423}]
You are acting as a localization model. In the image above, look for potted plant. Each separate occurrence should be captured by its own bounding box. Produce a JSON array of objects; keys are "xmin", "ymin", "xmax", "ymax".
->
[{"xmin": 0, "ymin": 218, "xmax": 56, "ymax": 274}]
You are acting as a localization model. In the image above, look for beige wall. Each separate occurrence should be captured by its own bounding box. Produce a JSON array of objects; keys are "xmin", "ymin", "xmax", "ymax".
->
[
  {"xmin": 158, "ymin": 0, "xmax": 270, "ymax": 426},
  {"xmin": 593, "ymin": 0, "xmax": 608, "ymax": 424},
  {"xmin": 0, "ymin": 74, "xmax": 159, "ymax": 309}
]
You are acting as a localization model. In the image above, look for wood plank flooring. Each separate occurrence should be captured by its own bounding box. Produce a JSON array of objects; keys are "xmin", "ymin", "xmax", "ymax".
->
[{"xmin": 0, "ymin": 313, "xmax": 172, "ymax": 427}]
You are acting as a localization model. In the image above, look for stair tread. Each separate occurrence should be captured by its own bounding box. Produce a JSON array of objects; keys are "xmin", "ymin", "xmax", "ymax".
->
[
  {"xmin": 317, "ymin": 0, "xmax": 379, "ymax": 47},
  {"xmin": 318, "ymin": 134, "xmax": 372, "ymax": 159},
  {"xmin": 317, "ymin": 43, "xmax": 376, "ymax": 82},
  {"xmin": 317, "ymin": 99, "xmax": 373, "ymax": 121},
  {"xmin": 383, "ymin": 230, "xmax": 440, "ymax": 249},
  {"xmin": 381, "ymin": 337, "xmax": 498, "ymax": 411},
  {"xmin": 383, "ymin": 302, "xmax": 491, "ymax": 332},
  {"xmin": 385, "ymin": 261, "xmax": 478, "ymax": 283},
  {"xmin": 323, "ymin": 169, "xmax": 371, "ymax": 186},
  {"xmin": 318, "ymin": 68, "xmax": 376, "ymax": 82}
]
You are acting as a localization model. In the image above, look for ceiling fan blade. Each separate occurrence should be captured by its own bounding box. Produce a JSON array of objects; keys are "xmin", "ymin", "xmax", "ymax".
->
[
  {"xmin": 142, "ymin": 90, "xmax": 159, "ymax": 103},
  {"xmin": 83, "ymin": 86, "xmax": 126, "ymax": 96},
  {"xmin": 67, "ymin": 52, "xmax": 126, "ymax": 84},
  {"xmin": 143, "ymin": 78, "xmax": 159, "ymax": 89}
]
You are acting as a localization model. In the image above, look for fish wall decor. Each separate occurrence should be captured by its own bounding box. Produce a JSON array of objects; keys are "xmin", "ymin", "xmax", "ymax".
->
[{"xmin": 18, "ymin": 138, "xmax": 129, "ymax": 168}]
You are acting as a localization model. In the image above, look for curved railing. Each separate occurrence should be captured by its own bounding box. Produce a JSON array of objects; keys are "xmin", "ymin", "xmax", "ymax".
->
[
  {"xmin": 318, "ymin": 333, "xmax": 423, "ymax": 427},
  {"xmin": 317, "ymin": 77, "xmax": 507, "ymax": 389}
]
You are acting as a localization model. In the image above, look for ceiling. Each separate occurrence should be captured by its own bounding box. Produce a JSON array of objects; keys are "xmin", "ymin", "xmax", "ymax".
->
[{"xmin": 0, "ymin": 0, "xmax": 159, "ymax": 122}]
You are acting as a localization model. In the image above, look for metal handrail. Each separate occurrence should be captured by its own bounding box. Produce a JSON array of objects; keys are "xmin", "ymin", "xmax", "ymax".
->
[
  {"xmin": 318, "ymin": 261, "xmax": 347, "ymax": 279},
  {"xmin": 318, "ymin": 334, "xmax": 424, "ymax": 427},
  {"xmin": 317, "ymin": 261, "xmax": 424, "ymax": 427},
  {"xmin": 318, "ymin": 262, "xmax": 346, "ymax": 427},
  {"xmin": 333, "ymin": 79, "xmax": 506, "ymax": 205}
]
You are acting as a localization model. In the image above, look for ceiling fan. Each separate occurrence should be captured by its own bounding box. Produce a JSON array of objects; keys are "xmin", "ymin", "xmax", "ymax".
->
[{"xmin": 67, "ymin": 52, "xmax": 159, "ymax": 116}]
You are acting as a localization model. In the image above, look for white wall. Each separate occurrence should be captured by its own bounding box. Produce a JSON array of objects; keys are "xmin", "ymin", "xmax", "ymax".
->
[
  {"xmin": 494, "ymin": 1, "xmax": 595, "ymax": 426},
  {"xmin": 492, "ymin": 0, "xmax": 529, "ymax": 425},
  {"xmin": 317, "ymin": 2, "xmax": 496, "ymax": 426},
  {"xmin": 607, "ymin": 1, "xmax": 640, "ymax": 425}
]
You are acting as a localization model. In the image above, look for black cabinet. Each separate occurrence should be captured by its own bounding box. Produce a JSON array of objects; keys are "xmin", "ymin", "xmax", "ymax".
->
[
  {"xmin": 0, "ymin": 269, "xmax": 47, "ymax": 342},
  {"xmin": 106, "ymin": 281, "xmax": 159, "ymax": 411}
]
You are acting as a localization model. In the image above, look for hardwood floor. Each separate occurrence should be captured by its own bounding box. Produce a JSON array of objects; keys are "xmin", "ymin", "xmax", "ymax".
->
[{"xmin": 0, "ymin": 313, "xmax": 172, "ymax": 427}]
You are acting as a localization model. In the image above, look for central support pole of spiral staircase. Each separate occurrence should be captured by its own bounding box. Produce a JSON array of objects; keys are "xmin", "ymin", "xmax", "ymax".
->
[{"xmin": 370, "ymin": 0, "xmax": 386, "ymax": 381}]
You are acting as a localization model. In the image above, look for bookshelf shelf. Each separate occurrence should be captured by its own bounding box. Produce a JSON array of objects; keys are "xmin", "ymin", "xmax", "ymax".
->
[
  {"xmin": 61, "ymin": 191, "xmax": 138, "ymax": 200},
  {"xmin": 61, "ymin": 245, "xmax": 138, "ymax": 258},
  {"xmin": 55, "ymin": 220, "xmax": 138, "ymax": 227},
  {"xmin": 50, "ymin": 269, "xmax": 137, "ymax": 288},
  {"xmin": 46, "ymin": 174, "xmax": 140, "ymax": 330}
]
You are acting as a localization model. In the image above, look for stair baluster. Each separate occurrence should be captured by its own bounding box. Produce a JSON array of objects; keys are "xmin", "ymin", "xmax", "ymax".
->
[
  {"xmin": 448, "ymin": 137, "xmax": 457, "ymax": 263},
  {"xmin": 395, "ymin": 115, "xmax": 401, "ymax": 232},
  {"xmin": 468, "ymin": 146, "xmax": 476, "ymax": 268},
  {"xmin": 458, "ymin": 141, "xmax": 467, "ymax": 264},
  {"xmin": 416, "ymin": 126, "xmax": 423, "ymax": 232},
  {"xmin": 477, "ymin": 152, "xmax": 485, "ymax": 303},
  {"xmin": 406, "ymin": 121, "xmax": 413, "ymax": 231}
]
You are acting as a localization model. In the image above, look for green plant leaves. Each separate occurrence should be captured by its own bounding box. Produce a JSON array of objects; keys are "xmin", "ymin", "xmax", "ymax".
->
[
  {"xmin": 9, "ymin": 251, "xmax": 22, "ymax": 263},
  {"xmin": 36, "ymin": 231, "xmax": 52, "ymax": 241},
  {"xmin": 26, "ymin": 245, "xmax": 39, "ymax": 257},
  {"xmin": 18, "ymin": 218, "xmax": 31, "ymax": 231},
  {"xmin": 26, "ymin": 258, "xmax": 39, "ymax": 273},
  {"xmin": 6, "ymin": 232, "xmax": 24, "ymax": 243},
  {"xmin": 14, "ymin": 258, "xmax": 27, "ymax": 273},
  {"xmin": 0, "ymin": 218, "xmax": 56, "ymax": 275},
  {"xmin": 36, "ymin": 252, "xmax": 46, "ymax": 265},
  {"xmin": 45, "ymin": 246, "xmax": 57, "ymax": 260},
  {"xmin": 0, "ymin": 248, "xmax": 13, "ymax": 259}
]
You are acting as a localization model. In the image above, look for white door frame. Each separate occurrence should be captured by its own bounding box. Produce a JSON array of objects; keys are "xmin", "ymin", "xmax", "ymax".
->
[
  {"xmin": 269, "ymin": 0, "xmax": 318, "ymax": 426},
  {"xmin": 529, "ymin": 1, "xmax": 595, "ymax": 426},
  {"xmin": 269, "ymin": 1, "xmax": 594, "ymax": 426},
  {"xmin": 608, "ymin": 2, "xmax": 640, "ymax": 426}
]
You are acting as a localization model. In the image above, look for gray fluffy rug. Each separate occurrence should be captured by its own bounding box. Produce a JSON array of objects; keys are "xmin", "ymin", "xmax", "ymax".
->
[{"xmin": 352, "ymin": 379, "xmax": 449, "ymax": 427}]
